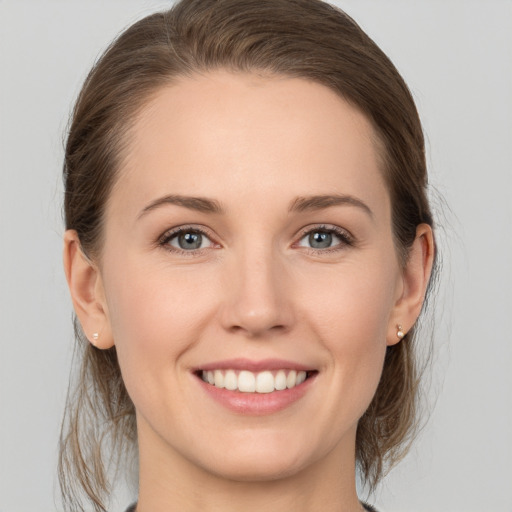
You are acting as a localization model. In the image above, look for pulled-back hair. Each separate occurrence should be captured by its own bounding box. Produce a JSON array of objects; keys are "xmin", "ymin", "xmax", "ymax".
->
[{"xmin": 60, "ymin": 1, "xmax": 436, "ymax": 510}]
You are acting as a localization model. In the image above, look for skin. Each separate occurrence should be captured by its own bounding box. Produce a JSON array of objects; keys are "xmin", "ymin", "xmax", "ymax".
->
[{"xmin": 64, "ymin": 71, "xmax": 434, "ymax": 512}]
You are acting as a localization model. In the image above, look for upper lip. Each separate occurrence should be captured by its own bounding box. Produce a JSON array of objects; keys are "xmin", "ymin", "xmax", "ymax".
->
[{"xmin": 194, "ymin": 358, "xmax": 314, "ymax": 373}]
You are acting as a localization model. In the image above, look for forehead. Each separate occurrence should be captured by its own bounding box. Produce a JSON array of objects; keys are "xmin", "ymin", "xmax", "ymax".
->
[{"xmin": 114, "ymin": 70, "xmax": 389, "ymax": 219}]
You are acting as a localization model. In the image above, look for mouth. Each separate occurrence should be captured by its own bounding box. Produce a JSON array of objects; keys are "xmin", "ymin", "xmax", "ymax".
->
[
  {"xmin": 195, "ymin": 368, "xmax": 317, "ymax": 393},
  {"xmin": 193, "ymin": 359, "xmax": 318, "ymax": 414}
]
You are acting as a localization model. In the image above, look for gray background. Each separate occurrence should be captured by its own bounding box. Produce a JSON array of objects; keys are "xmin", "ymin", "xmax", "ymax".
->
[{"xmin": 0, "ymin": 1, "xmax": 511, "ymax": 511}]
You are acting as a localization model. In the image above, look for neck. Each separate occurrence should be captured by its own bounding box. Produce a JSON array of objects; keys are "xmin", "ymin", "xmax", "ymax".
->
[{"xmin": 136, "ymin": 418, "xmax": 362, "ymax": 512}]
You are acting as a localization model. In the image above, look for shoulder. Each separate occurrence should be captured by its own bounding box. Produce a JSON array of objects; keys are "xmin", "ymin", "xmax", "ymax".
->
[{"xmin": 125, "ymin": 503, "xmax": 378, "ymax": 511}]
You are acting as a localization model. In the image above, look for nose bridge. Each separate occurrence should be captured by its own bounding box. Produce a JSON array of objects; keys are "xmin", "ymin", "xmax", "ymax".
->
[{"xmin": 221, "ymin": 237, "xmax": 292, "ymax": 336}]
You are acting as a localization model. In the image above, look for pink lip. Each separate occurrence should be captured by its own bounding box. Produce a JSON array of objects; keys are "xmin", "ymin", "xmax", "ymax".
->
[
  {"xmin": 194, "ymin": 358, "xmax": 314, "ymax": 372},
  {"xmin": 192, "ymin": 359, "xmax": 318, "ymax": 415}
]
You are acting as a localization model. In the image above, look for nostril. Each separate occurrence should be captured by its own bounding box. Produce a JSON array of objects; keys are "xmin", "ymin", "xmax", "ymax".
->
[
  {"xmin": 227, "ymin": 323, "xmax": 288, "ymax": 337},
  {"xmin": 219, "ymin": 278, "xmax": 295, "ymax": 336}
]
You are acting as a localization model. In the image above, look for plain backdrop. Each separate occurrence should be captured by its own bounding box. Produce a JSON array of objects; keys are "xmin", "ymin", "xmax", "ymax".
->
[{"xmin": 0, "ymin": 1, "xmax": 511, "ymax": 511}]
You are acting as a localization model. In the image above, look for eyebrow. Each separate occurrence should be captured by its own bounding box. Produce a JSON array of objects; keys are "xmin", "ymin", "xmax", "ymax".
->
[
  {"xmin": 289, "ymin": 194, "xmax": 374, "ymax": 218},
  {"xmin": 138, "ymin": 193, "xmax": 373, "ymax": 219},
  {"xmin": 138, "ymin": 194, "xmax": 224, "ymax": 219}
]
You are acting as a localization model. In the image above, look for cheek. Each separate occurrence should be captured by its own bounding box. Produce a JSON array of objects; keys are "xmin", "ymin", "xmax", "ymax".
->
[
  {"xmin": 296, "ymin": 260, "xmax": 399, "ymax": 412},
  {"xmin": 298, "ymin": 260, "xmax": 398, "ymax": 346},
  {"xmin": 102, "ymin": 260, "xmax": 217, "ymax": 394}
]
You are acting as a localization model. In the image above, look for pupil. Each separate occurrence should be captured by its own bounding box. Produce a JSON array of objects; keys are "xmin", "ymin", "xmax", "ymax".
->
[
  {"xmin": 309, "ymin": 231, "xmax": 332, "ymax": 249},
  {"xmin": 179, "ymin": 232, "xmax": 202, "ymax": 250}
]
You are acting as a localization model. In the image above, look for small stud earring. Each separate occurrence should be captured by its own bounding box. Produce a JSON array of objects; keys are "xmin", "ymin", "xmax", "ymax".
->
[
  {"xmin": 92, "ymin": 332, "xmax": 99, "ymax": 343},
  {"xmin": 397, "ymin": 324, "xmax": 405, "ymax": 339}
]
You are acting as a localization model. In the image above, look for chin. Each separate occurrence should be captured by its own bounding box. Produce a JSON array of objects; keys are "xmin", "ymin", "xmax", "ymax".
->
[
  {"xmin": 188, "ymin": 429, "xmax": 323, "ymax": 483},
  {"xmin": 203, "ymin": 453, "xmax": 307, "ymax": 483}
]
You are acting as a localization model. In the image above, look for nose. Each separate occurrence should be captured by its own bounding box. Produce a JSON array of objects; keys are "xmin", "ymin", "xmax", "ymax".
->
[{"xmin": 219, "ymin": 246, "xmax": 294, "ymax": 337}]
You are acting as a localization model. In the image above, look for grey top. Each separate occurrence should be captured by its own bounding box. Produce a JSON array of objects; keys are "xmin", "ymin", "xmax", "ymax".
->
[{"xmin": 125, "ymin": 502, "xmax": 378, "ymax": 511}]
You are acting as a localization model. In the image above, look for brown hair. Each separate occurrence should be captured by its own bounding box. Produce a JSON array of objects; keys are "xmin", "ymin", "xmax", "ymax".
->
[{"xmin": 60, "ymin": 0, "xmax": 436, "ymax": 510}]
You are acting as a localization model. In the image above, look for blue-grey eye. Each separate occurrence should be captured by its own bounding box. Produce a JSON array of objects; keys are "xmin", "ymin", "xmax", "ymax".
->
[
  {"xmin": 297, "ymin": 228, "xmax": 348, "ymax": 250},
  {"xmin": 309, "ymin": 231, "xmax": 332, "ymax": 249},
  {"xmin": 168, "ymin": 230, "xmax": 211, "ymax": 250}
]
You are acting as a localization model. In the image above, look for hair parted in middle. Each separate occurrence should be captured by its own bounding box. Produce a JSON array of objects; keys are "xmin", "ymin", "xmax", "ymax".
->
[{"xmin": 60, "ymin": 1, "xmax": 436, "ymax": 510}]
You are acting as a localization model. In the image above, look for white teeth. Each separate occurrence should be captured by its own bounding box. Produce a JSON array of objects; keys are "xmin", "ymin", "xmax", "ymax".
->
[
  {"xmin": 201, "ymin": 369, "xmax": 310, "ymax": 393},
  {"xmin": 214, "ymin": 370, "xmax": 224, "ymax": 388},
  {"xmin": 275, "ymin": 370, "xmax": 287, "ymax": 390},
  {"xmin": 256, "ymin": 371, "xmax": 274, "ymax": 393},
  {"xmin": 238, "ymin": 370, "xmax": 256, "ymax": 392},
  {"xmin": 224, "ymin": 369, "xmax": 237, "ymax": 390},
  {"xmin": 286, "ymin": 370, "xmax": 297, "ymax": 389},
  {"xmin": 296, "ymin": 370, "xmax": 306, "ymax": 385}
]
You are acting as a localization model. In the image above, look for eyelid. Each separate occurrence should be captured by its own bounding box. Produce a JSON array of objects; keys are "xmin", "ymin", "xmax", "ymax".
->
[
  {"xmin": 294, "ymin": 224, "xmax": 355, "ymax": 251},
  {"xmin": 156, "ymin": 223, "xmax": 354, "ymax": 255},
  {"xmin": 158, "ymin": 224, "xmax": 220, "ymax": 254}
]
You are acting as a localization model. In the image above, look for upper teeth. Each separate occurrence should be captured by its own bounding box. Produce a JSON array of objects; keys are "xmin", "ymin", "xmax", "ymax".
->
[{"xmin": 201, "ymin": 369, "xmax": 307, "ymax": 393}]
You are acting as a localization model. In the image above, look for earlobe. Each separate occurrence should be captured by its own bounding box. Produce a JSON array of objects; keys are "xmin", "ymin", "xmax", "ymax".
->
[
  {"xmin": 63, "ymin": 230, "xmax": 114, "ymax": 349},
  {"xmin": 387, "ymin": 223, "xmax": 435, "ymax": 346}
]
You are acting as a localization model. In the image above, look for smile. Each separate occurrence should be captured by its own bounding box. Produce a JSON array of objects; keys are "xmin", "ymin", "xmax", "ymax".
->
[
  {"xmin": 200, "ymin": 369, "xmax": 309, "ymax": 393},
  {"xmin": 194, "ymin": 359, "xmax": 317, "ymax": 414}
]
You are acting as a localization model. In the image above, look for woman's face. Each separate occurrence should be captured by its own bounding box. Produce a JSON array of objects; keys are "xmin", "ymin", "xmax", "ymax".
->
[{"xmin": 97, "ymin": 71, "xmax": 407, "ymax": 481}]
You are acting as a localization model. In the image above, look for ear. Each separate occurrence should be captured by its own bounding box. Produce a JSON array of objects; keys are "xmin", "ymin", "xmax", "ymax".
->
[
  {"xmin": 63, "ymin": 230, "xmax": 114, "ymax": 349},
  {"xmin": 387, "ymin": 223, "xmax": 435, "ymax": 346}
]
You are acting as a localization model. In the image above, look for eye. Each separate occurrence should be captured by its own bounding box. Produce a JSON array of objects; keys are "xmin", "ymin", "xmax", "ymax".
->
[
  {"xmin": 160, "ymin": 227, "xmax": 215, "ymax": 252},
  {"xmin": 296, "ymin": 226, "xmax": 353, "ymax": 251}
]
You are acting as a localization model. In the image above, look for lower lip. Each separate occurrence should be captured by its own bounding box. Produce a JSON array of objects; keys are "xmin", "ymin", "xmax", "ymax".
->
[{"xmin": 195, "ymin": 373, "xmax": 316, "ymax": 415}]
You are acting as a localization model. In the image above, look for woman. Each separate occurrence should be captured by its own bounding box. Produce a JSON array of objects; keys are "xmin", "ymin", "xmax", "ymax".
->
[{"xmin": 60, "ymin": 1, "xmax": 436, "ymax": 511}]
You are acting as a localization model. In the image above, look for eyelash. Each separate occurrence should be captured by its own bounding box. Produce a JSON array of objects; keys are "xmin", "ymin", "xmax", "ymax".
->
[
  {"xmin": 295, "ymin": 224, "xmax": 354, "ymax": 253},
  {"xmin": 158, "ymin": 224, "xmax": 354, "ymax": 255},
  {"xmin": 158, "ymin": 225, "xmax": 216, "ymax": 256}
]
